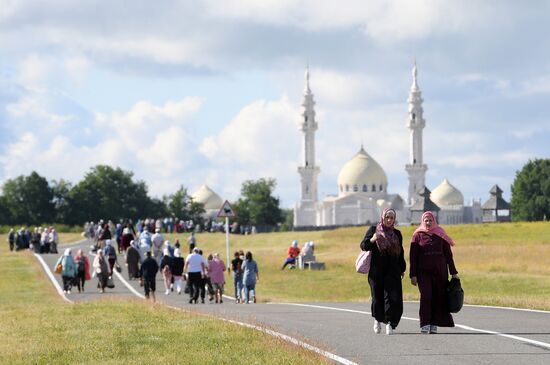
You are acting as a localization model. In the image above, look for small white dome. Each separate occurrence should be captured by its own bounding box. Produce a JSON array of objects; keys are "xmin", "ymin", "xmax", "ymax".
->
[
  {"xmin": 191, "ymin": 185, "xmax": 223, "ymax": 210},
  {"xmin": 337, "ymin": 147, "xmax": 387, "ymax": 196},
  {"xmin": 431, "ymin": 178, "xmax": 464, "ymax": 206}
]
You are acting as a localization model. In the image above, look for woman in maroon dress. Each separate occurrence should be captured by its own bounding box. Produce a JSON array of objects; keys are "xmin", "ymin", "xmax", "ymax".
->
[{"xmin": 410, "ymin": 211, "xmax": 459, "ymax": 334}]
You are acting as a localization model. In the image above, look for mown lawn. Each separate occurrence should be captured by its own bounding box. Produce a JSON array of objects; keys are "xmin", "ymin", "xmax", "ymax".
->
[{"xmin": 0, "ymin": 248, "xmax": 329, "ymax": 365}]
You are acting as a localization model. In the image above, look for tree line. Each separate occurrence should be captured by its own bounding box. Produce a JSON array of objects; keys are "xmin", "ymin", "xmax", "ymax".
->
[
  {"xmin": 0, "ymin": 165, "xmax": 286, "ymax": 229},
  {"xmin": 2, "ymin": 158, "xmax": 548, "ymax": 228}
]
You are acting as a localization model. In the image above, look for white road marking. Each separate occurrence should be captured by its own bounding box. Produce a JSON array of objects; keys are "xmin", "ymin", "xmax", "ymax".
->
[
  {"xmin": 34, "ymin": 253, "xmax": 73, "ymax": 304},
  {"xmin": 273, "ymin": 302, "xmax": 550, "ymax": 351},
  {"xmin": 164, "ymin": 304, "xmax": 359, "ymax": 365}
]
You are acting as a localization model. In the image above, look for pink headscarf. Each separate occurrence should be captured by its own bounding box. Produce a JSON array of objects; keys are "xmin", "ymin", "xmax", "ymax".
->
[
  {"xmin": 413, "ymin": 211, "xmax": 455, "ymax": 246},
  {"xmin": 375, "ymin": 208, "xmax": 401, "ymax": 256}
]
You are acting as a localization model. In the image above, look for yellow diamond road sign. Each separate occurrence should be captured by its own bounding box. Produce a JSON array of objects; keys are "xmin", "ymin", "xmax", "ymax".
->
[{"xmin": 217, "ymin": 200, "xmax": 235, "ymax": 218}]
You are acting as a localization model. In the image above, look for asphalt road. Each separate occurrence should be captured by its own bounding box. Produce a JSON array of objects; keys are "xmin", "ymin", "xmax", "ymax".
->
[{"xmin": 37, "ymin": 239, "xmax": 550, "ymax": 365}]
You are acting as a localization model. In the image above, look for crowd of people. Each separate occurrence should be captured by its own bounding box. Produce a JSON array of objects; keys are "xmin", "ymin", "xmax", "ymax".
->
[
  {"xmin": 7, "ymin": 226, "xmax": 59, "ymax": 253},
  {"xmin": 360, "ymin": 209, "xmax": 459, "ymax": 335},
  {"xmin": 55, "ymin": 219, "xmax": 261, "ymax": 305}
]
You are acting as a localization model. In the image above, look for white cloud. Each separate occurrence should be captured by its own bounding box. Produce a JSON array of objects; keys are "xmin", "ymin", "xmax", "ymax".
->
[
  {"xmin": 199, "ymin": 95, "xmax": 300, "ymax": 202},
  {"xmin": 64, "ymin": 56, "xmax": 91, "ymax": 86},
  {"xmin": 17, "ymin": 54, "xmax": 53, "ymax": 87},
  {"xmin": 520, "ymin": 74, "xmax": 550, "ymax": 96},
  {"xmin": 1, "ymin": 95, "xmax": 204, "ymax": 197},
  {"xmin": 204, "ymin": 0, "xmax": 491, "ymax": 42},
  {"xmin": 436, "ymin": 150, "xmax": 531, "ymax": 169}
]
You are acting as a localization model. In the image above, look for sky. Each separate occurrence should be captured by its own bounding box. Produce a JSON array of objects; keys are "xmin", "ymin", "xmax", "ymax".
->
[{"xmin": 1, "ymin": 0, "xmax": 549, "ymax": 209}]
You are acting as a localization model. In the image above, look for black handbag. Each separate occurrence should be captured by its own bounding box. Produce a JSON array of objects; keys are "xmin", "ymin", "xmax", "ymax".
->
[
  {"xmin": 447, "ymin": 277, "xmax": 464, "ymax": 313},
  {"xmin": 106, "ymin": 276, "xmax": 115, "ymax": 289}
]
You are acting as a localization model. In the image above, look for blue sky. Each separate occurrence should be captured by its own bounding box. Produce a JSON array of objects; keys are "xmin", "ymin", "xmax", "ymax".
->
[{"xmin": 1, "ymin": 0, "xmax": 549, "ymax": 209}]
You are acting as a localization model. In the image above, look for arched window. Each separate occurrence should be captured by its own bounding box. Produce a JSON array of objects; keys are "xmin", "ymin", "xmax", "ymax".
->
[
  {"xmin": 379, "ymin": 184, "xmax": 383, "ymax": 192},
  {"xmin": 345, "ymin": 185, "xmax": 349, "ymax": 192},
  {"xmin": 353, "ymin": 184, "xmax": 358, "ymax": 192},
  {"xmin": 362, "ymin": 184, "xmax": 367, "ymax": 192},
  {"xmin": 339, "ymin": 185, "xmax": 343, "ymax": 192},
  {"xmin": 372, "ymin": 184, "xmax": 376, "ymax": 192}
]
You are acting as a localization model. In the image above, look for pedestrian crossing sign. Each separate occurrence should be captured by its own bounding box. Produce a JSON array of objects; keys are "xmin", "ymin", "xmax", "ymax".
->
[{"xmin": 217, "ymin": 200, "xmax": 236, "ymax": 218}]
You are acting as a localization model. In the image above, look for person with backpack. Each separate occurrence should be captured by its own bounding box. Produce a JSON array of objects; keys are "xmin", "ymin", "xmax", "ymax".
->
[
  {"xmin": 55, "ymin": 248, "xmax": 77, "ymax": 294},
  {"xmin": 103, "ymin": 240, "xmax": 118, "ymax": 273},
  {"xmin": 359, "ymin": 208, "xmax": 406, "ymax": 335},
  {"xmin": 73, "ymin": 249, "xmax": 90, "ymax": 293}
]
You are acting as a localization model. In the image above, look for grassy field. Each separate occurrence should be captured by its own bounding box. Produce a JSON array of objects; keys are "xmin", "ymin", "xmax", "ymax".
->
[
  {"xmin": 157, "ymin": 221, "xmax": 550, "ymax": 310},
  {"xmin": 0, "ymin": 248, "xmax": 328, "ymax": 364}
]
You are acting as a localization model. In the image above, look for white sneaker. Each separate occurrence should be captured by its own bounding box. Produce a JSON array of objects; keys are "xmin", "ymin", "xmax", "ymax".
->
[
  {"xmin": 373, "ymin": 320, "xmax": 381, "ymax": 334},
  {"xmin": 420, "ymin": 325, "xmax": 430, "ymax": 334},
  {"xmin": 430, "ymin": 325, "xmax": 438, "ymax": 334},
  {"xmin": 386, "ymin": 324, "xmax": 394, "ymax": 335},
  {"xmin": 165, "ymin": 289, "xmax": 170, "ymax": 295}
]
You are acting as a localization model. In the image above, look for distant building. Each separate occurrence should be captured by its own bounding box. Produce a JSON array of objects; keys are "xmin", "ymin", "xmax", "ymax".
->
[
  {"xmin": 482, "ymin": 185, "xmax": 511, "ymax": 222},
  {"xmin": 191, "ymin": 184, "xmax": 223, "ymax": 220},
  {"xmin": 293, "ymin": 63, "xmax": 493, "ymax": 228}
]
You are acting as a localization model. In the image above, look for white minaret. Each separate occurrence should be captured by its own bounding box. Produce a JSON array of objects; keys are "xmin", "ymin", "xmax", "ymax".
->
[
  {"xmin": 297, "ymin": 65, "xmax": 320, "ymax": 203},
  {"xmin": 405, "ymin": 61, "xmax": 428, "ymax": 205},
  {"xmin": 294, "ymin": 66, "xmax": 321, "ymax": 227}
]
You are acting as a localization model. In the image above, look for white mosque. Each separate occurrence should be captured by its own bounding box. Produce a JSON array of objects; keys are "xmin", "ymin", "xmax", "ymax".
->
[{"xmin": 294, "ymin": 63, "xmax": 482, "ymax": 227}]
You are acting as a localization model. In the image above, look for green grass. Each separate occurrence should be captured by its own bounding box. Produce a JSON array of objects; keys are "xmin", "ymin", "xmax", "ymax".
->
[
  {"xmin": 160, "ymin": 221, "xmax": 550, "ymax": 310},
  {"xmin": 0, "ymin": 249, "xmax": 329, "ymax": 364}
]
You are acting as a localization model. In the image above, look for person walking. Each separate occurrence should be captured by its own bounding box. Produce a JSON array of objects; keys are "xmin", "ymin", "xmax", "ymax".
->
[
  {"xmin": 151, "ymin": 228, "xmax": 164, "ymax": 262},
  {"xmin": 55, "ymin": 248, "xmax": 77, "ymax": 294},
  {"xmin": 242, "ymin": 251, "xmax": 259, "ymax": 304},
  {"xmin": 360, "ymin": 208, "xmax": 406, "ymax": 335},
  {"xmin": 230, "ymin": 251, "xmax": 244, "ymax": 303},
  {"xmin": 184, "ymin": 247, "xmax": 205, "ymax": 304},
  {"xmin": 126, "ymin": 240, "xmax": 141, "ymax": 280},
  {"xmin": 103, "ymin": 240, "xmax": 118, "ymax": 273},
  {"xmin": 410, "ymin": 211, "xmax": 459, "ymax": 334},
  {"xmin": 92, "ymin": 250, "xmax": 111, "ymax": 293},
  {"xmin": 140, "ymin": 251, "xmax": 159, "ymax": 302},
  {"xmin": 172, "ymin": 249, "xmax": 185, "ymax": 295},
  {"xmin": 73, "ymin": 249, "xmax": 90, "ymax": 293},
  {"xmin": 159, "ymin": 248, "xmax": 174, "ymax": 295},
  {"xmin": 209, "ymin": 253, "xmax": 226, "ymax": 303},
  {"xmin": 187, "ymin": 232, "xmax": 196, "ymax": 254}
]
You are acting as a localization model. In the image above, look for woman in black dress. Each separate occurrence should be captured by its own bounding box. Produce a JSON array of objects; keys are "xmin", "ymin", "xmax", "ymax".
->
[{"xmin": 360, "ymin": 208, "xmax": 406, "ymax": 335}]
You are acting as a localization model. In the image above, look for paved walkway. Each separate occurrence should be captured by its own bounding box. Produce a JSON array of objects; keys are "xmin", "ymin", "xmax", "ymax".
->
[{"xmin": 37, "ymin": 239, "xmax": 550, "ymax": 365}]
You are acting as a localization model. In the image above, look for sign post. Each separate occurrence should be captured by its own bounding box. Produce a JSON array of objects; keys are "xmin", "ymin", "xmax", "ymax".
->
[{"xmin": 217, "ymin": 200, "xmax": 236, "ymax": 270}]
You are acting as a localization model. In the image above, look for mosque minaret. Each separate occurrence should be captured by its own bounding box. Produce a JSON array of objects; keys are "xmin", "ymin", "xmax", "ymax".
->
[
  {"xmin": 405, "ymin": 61, "xmax": 428, "ymax": 205},
  {"xmin": 294, "ymin": 66, "xmax": 320, "ymax": 226}
]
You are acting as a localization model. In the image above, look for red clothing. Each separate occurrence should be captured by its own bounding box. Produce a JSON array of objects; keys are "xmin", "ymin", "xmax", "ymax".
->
[
  {"xmin": 74, "ymin": 255, "xmax": 91, "ymax": 281},
  {"xmin": 410, "ymin": 232, "xmax": 457, "ymax": 327},
  {"xmin": 287, "ymin": 246, "xmax": 300, "ymax": 258}
]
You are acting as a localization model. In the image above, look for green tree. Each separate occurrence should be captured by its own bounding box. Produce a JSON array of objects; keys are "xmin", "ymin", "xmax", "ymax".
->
[
  {"xmin": 51, "ymin": 179, "xmax": 72, "ymax": 223},
  {"xmin": 164, "ymin": 186, "xmax": 205, "ymax": 226},
  {"xmin": 511, "ymin": 159, "xmax": 550, "ymax": 221},
  {"xmin": 234, "ymin": 178, "xmax": 283, "ymax": 227},
  {"xmin": 65, "ymin": 165, "xmax": 160, "ymax": 224},
  {"xmin": 1, "ymin": 171, "xmax": 54, "ymax": 225}
]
